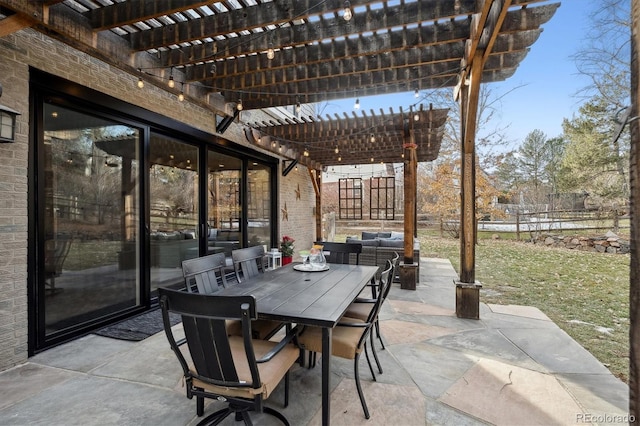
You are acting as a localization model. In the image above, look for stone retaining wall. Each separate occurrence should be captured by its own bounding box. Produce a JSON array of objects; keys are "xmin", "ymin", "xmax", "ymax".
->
[{"xmin": 529, "ymin": 231, "xmax": 629, "ymax": 254}]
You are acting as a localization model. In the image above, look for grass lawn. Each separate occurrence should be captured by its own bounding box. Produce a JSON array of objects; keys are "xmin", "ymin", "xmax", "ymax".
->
[
  {"xmin": 418, "ymin": 232, "xmax": 630, "ymax": 383},
  {"xmin": 336, "ymin": 228, "xmax": 629, "ymax": 381}
]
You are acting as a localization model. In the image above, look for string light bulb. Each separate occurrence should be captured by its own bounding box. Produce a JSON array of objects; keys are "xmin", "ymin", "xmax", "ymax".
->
[
  {"xmin": 137, "ymin": 77, "xmax": 144, "ymax": 89},
  {"xmin": 343, "ymin": 1, "xmax": 352, "ymax": 21},
  {"xmin": 303, "ymin": 146, "xmax": 309, "ymax": 157},
  {"xmin": 178, "ymin": 83, "xmax": 184, "ymax": 101},
  {"xmin": 267, "ymin": 47, "xmax": 275, "ymax": 60},
  {"xmin": 237, "ymin": 99, "xmax": 243, "ymax": 111},
  {"xmin": 370, "ymin": 134, "xmax": 375, "ymax": 143},
  {"xmin": 295, "ymin": 101, "xmax": 301, "ymax": 114},
  {"xmin": 338, "ymin": 156, "xmax": 342, "ymax": 162},
  {"xmin": 354, "ymin": 98, "xmax": 360, "ymax": 109},
  {"xmin": 414, "ymin": 88, "xmax": 420, "ymax": 98},
  {"xmin": 334, "ymin": 146, "xmax": 339, "ymax": 154}
]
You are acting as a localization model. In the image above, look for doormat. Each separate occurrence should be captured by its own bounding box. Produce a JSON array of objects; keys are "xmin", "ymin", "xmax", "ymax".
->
[{"xmin": 94, "ymin": 308, "xmax": 181, "ymax": 341}]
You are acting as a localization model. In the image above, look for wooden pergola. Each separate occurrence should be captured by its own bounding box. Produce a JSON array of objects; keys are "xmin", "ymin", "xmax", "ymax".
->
[{"xmin": 0, "ymin": 0, "xmax": 560, "ymax": 311}]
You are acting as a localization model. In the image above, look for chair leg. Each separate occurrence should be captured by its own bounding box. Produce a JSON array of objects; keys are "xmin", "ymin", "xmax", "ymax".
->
[
  {"xmin": 284, "ymin": 371, "xmax": 290, "ymax": 407},
  {"xmin": 354, "ymin": 353, "xmax": 371, "ymax": 419},
  {"xmin": 308, "ymin": 351, "xmax": 317, "ymax": 369},
  {"xmin": 197, "ymin": 395, "xmax": 204, "ymax": 416},
  {"xmin": 363, "ymin": 341, "xmax": 376, "ymax": 382},
  {"xmin": 369, "ymin": 328, "xmax": 383, "ymax": 374},
  {"xmin": 263, "ymin": 406, "xmax": 290, "ymax": 426},
  {"xmin": 375, "ymin": 320, "xmax": 386, "ymax": 350}
]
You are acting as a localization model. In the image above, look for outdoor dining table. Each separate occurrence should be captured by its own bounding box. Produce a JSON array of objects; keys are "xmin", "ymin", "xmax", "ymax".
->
[{"xmin": 216, "ymin": 261, "xmax": 379, "ymax": 426}]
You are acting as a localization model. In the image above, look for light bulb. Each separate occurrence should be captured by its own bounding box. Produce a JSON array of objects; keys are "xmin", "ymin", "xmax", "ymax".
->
[
  {"xmin": 178, "ymin": 92, "xmax": 184, "ymax": 101},
  {"xmin": 267, "ymin": 48, "xmax": 275, "ymax": 60},
  {"xmin": 295, "ymin": 102, "xmax": 301, "ymax": 114},
  {"xmin": 303, "ymin": 147, "xmax": 309, "ymax": 157},
  {"xmin": 334, "ymin": 146, "xmax": 339, "ymax": 154},
  {"xmin": 137, "ymin": 77, "xmax": 144, "ymax": 88},
  {"xmin": 354, "ymin": 98, "xmax": 360, "ymax": 109},
  {"xmin": 414, "ymin": 113, "xmax": 420, "ymax": 121},
  {"xmin": 414, "ymin": 88, "xmax": 419, "ymax": 98},
  {"xmin": 237, "ymin": 99, "xmax": 243, "ymax": 111},
  {"xmin": 338, "ymin": 156, "xmax": 342, "ymax": 162},
  {"xmin": 343, "ymin": 1, "xmax": 352, "ymax": 21},
  {"xmin": 168, "ymin": 75, "xmax": 175, "ymax": 88},
  {"xmin": 370, "ymin": 134, "xmax": 375, "ymax": 143}
]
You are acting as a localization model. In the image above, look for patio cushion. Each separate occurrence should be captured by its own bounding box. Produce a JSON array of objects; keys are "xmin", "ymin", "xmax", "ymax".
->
[
  {"xmin": 361, "ymin": 231, "xmax": 378, "ymax": 240},
  {"xmin": 297, "ymin": 317, "xmax": 365, "ymax": 360},
  {"xmin": 378, "ymin": 238, "xmax": 404, "ymax": 248},
  {"xmin": 347, "ymin": 237, "xmax": 379, "ymax": 247},
  {"xmin": 189, "ymin": 335, "xmax": 300, "ymax": 399}
]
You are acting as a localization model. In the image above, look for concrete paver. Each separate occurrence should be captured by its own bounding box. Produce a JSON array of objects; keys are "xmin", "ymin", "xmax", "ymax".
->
[{"xmin": 0, "ymin": 258, "xmax": 629, "ymax": 425}]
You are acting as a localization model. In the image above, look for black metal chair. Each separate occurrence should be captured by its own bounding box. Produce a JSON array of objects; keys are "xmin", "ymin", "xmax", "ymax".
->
[
  {"xmin": 182, "ymin": 252, "xmax": 229, "ymax": 294},
  {"xmin": 314, "ymin": 241, "xmax": 362, "ymax": 265},
  {"xmin": 296, "ymin": 260, "xmax": 393, "ymax": 419},
  {"xmin": 232, "ymin": 245, "xmax": 267, "ymax": 282},
  {"xmin": 345, "ymin": 253, "xmax": 398, "ymax": 374},
  {"xmin": 159, "ymin": 287, "xmax": 300, "ymax": 426},
  {"xmin": 182, "ymin": 252, "xmax": 281, "ymax": 340}
]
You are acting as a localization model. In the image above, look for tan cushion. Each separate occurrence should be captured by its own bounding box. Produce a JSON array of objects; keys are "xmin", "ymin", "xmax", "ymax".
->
[
  {"xmin": 190, "ymin": 336, "xmax": 299, "ymax": 400},
  {"xmin": 297, "ymin": 317, "xmax": 366, "ymax": 360},
  {"xmin": 344, "ymin": 302, "xmax": 373, "ymax": 321}
]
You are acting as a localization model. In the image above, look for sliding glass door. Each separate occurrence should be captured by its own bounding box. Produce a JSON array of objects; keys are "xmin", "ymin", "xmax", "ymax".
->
[
  {"xmin": 149, "ymin": 133, "xmax": 199, "ymax": 291},
  {"xmin": 31, "ymin": 71, "xmax": 278, "ymax": 352},
  {"xmin": 40, "ymin": 102, "xmax": 141, "ymax": 339},
  {"xmin": 207, "ymin": 151, "xmax": 242, "ymax": 258}
]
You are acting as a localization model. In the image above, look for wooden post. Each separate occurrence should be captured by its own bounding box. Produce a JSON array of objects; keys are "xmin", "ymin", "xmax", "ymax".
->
[
  {"xmin": 456, "ymin": 51, "xmax": 483, "ymax": 318},
  {"xmin": 400, "ymin": 119, "xmax": 418, "ymax": 290},
  {"xmin": 309, "ymin": 169, "xmax": 323, "ymax": 241}
]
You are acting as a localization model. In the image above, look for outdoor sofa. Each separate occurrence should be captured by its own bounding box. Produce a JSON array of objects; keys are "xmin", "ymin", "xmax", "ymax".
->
[{"xmin": 346, "ymin": 231, "xmax": 420, "ymax": 282}]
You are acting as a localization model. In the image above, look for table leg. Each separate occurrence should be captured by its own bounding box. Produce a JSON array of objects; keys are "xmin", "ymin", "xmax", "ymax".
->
[{"xmin": 322, "ymin": 327, "xmax": 332, "ymax": 426}]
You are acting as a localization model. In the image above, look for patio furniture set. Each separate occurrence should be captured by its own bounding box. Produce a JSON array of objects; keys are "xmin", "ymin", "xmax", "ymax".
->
[{"xmin": 163, "ymin": 243, "xmax": 398, "ymax": 425}]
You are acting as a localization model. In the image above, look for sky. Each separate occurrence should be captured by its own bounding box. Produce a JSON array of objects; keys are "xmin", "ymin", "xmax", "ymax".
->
[{"xmin": 322, "ymin": 1, "xmax": 598, "ymax": 150}]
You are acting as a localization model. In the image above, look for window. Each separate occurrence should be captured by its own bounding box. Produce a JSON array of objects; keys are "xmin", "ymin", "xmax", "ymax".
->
[
  {"xmin": 338, "ymin": 178, "xmax": 362, "ymax": 219},
  {"xmin": 370, "ymin": 177, "xmax": 395, "ymax": 220}
]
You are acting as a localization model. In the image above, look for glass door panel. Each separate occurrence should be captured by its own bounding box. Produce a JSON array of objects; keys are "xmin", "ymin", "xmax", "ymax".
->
[
  {"xmin": 42, "ymin": 103, "xmax": 140, "ymax": 335},
  {"xmin": 247, "ymin": 162, "xmax": 271, "ymax": 250},
  {"xmin": 207, "ymin": 152, "xmax": 242, "ymax": 259},
  {"xmin": 149, "ymin": 133, "xmax": 199, "ymax": 291}
]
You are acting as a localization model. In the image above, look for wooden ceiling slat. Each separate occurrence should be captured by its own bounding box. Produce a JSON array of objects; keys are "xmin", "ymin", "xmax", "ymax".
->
[
  {"xmin": 86, "ymin": 1, "xmax": 215, "ymax": 31},
  {"xmin": 0, "ymin": 0, "xmax": 560, "ymax": 166}
]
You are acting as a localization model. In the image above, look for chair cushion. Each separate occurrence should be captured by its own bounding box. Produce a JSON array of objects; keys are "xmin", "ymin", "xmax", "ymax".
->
[
  {"xmin": 390, "ymin": 231, "xmax": 403, "ymax": 240},
  {"xmin": 344, "ymin": 302, "xmax": 373, "ymax": 321},
  {"xmin": 347, "ymin": 237, "xmax": 380, "ymax": 247},
  {"xmin": 378, "ymin": 238, "xmax": 404, "ymax": 248},
  {"xmin": 190, "ymin": 335, "xmax": 299, "ymax": 400},
  {"xmin": 361, "ymin": 231, "xmax": 378, "ymax": 240},
  {"xmin": 297, "ymin": 318, "xmax": 366, "ymax": 360}
]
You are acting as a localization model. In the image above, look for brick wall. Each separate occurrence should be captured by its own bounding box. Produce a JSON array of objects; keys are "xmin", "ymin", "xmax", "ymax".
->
[
  {"xmin": 0, "ymin": 29, "xmax": 316, "ymax": 371},
  {"xmin": 0, "ymin": 33, "xmax": 30, "ymax": 371},
  {"xmin": 279, "ymin": 166, "xmax": 317, "ymax": 257}
]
